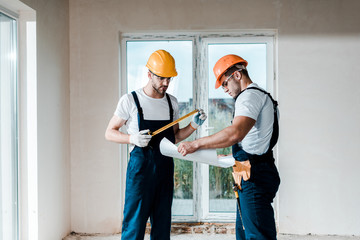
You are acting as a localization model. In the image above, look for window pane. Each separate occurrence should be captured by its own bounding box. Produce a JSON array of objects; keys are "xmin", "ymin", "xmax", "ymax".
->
[
  {"xmin": 0, "ymin": 12, "xmax": 18, "ymax": 240},
  {"xmin": 126, "ymin": 40, "xmax": 194, "ymax": 216},
  {"xmin": 207, "ymin": 43, "xmax": 267, "ymax": 212}
]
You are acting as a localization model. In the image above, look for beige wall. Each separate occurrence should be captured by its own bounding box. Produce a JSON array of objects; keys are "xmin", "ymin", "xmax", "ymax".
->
[
  {"xmin": 5, "ymin": 0, "xmax": 71, "ymax": 239},
  {"xmin": 69, "ymin": 0, "xmax": 360, "ymax": 235}
]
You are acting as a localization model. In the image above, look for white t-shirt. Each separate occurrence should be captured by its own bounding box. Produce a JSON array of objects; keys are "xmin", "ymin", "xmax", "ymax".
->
[
  {"xmin": 234, "ymin": 83, "xmax": 278, "ymax": 155},
  {"xmin": 114, "ymin": 88, "xmax": 180, "ymax": 137}
]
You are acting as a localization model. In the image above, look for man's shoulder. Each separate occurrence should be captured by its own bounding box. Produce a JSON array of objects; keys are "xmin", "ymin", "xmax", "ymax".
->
[
  {"xmin": 117, "ymin": 92, "xmax": 136, "ymax": 108},
  {"xmin": 120, "ymin": 92, "xmax": 134, "ymax": 100},
  {"xmin": 166, "ymin": 93, "xmax": 178, "ymax": 102},
  {"xmin": 242, "ymin": 84, "xmax": 267, "ymax": 100},
  {"xmin": 122, "ymin": 88, "xmax": 145, "ymax": 101},
  {"xmin": 238, "ymin": 89, "xmax": 261, "ymax": 101}
]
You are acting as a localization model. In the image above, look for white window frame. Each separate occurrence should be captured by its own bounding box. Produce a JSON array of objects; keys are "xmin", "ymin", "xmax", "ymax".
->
[
  {"xmin": 1, "ymin": 3, "xmax": 37, "ymax": 240},
  {"xmin": 0, "ymin": 7, "xmax": 19, "ymax": 240},
  {"xmin": 119, "ymin": 31, "xmax": 277, "ymax": 223},
  {"xmin": 119, "ymin": 33, "xmax": 199, "ymax": 223},
  {"xmin": 198, "ymin": 34, "xmax": 276, "ymax": 221}
]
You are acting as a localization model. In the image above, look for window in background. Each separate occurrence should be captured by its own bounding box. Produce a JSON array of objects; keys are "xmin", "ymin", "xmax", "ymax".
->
[
  {"xmin": 121, "ymin": 33, "xmax": 275, "ymax": 222},
  {"xmin": 0, "ymin": 11, "xmax": 18, "ymax": 240}
]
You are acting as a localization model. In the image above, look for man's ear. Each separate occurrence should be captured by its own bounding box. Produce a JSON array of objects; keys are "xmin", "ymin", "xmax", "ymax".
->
[{"xmin": 234, "ymin": 70, "xmax": 242, "ymax": 81}]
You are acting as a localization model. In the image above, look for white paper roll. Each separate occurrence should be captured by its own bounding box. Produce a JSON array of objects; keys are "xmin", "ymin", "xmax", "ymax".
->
[{"xmin": 159, "ymin": 137, "xmax": 235, "ymax": 168}]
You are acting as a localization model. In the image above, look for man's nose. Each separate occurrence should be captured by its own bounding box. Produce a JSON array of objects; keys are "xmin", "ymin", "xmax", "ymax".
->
[{"xmin": 162, "ymin": 79, "xmax": 170, "ymax": 85}]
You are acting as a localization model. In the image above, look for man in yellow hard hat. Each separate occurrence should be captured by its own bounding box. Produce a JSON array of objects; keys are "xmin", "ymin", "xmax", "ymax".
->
[
  {"xmin": 105, "ymin": 49, "xmax": 206, "ymax": 240},
  {"xmin": 178, "ymin": 54, "xmax": 280, "ymax": 239}
]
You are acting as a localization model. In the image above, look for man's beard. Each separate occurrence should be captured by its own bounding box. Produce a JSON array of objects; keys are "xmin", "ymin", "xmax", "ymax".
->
[{"xmin": 152, "ymin": 84, "xmax": 167, "ymax": 95}]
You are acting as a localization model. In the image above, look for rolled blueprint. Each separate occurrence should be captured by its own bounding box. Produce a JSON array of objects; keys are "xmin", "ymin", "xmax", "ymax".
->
[{"xmin": 159, "ymin": 137, "xmax": 235, "ymax": 168}]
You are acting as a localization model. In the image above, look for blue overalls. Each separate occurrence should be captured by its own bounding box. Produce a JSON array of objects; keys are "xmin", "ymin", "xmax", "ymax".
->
[
  {"xmin": 233, "ymin": 87, "xmax": 281, "ymax": 240},
  {"xmin": 121, "ymin": 91, "xmax": 176, "ymax": 240}
]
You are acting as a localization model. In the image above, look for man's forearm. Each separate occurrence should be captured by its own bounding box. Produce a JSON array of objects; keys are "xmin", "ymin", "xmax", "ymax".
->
[
  {"xmin": 194, "ymin": 125, "xmax": 240, "ymax": 150},
  {"xmin": 105, "ymin": 129, "xmax": 131, "ymax": 144},
  {"xmin": 174, "ymin": 123, "xmax": 196, "ymax": 144}
]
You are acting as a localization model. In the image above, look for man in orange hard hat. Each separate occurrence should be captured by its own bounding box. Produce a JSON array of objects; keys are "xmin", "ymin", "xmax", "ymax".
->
[
  {"xmin": 105, "ymin": 49, "xmax": 206, "ymax": 240},
  {"xmin": 178, "ymin": 54, "xmax": 280, "ymax": 239}
]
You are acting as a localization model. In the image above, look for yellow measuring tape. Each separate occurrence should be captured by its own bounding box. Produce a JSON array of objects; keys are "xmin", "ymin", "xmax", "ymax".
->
[{"xmin": 149, "ymin": 109, "xmax": 199, "ymax": 136}]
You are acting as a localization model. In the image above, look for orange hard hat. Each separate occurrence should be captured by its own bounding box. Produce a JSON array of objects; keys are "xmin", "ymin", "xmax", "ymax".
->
[
  {"xmin": 213, "ymin": 54, "xmax": 248, "ymax": 89},
  {"xmin": 146, "ymin": 50, "xmax": 178, "ymax": 78}
]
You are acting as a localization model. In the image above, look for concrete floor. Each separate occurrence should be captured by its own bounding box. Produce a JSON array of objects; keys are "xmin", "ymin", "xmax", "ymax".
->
[{"xmin": 64, "ymin": 233, "xmax": 360, "ymax": 240}]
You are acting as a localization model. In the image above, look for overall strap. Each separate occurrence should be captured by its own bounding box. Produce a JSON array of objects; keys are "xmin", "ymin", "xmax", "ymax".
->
[
  {"xmin": 131, "ymin": 91, "xmax": 144, "ymax": 121},
  {"xmin": 241, "ymin": 87, "xmax": 279, "ymax": 151},
  {"xmin": 165, "ymin": 93, "xmax": 174, "ymax": 122},
  {"xmin": 244, "ymin": 87, "xmax": 278, "ymax": 110}
]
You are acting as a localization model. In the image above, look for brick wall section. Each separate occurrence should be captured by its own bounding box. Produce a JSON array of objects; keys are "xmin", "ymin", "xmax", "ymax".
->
[{"xmin": 146, "ymin": 223, "xmax": 236, "ymax": 234}]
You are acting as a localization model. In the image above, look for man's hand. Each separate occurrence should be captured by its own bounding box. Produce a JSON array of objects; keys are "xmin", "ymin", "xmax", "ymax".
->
[
  {"xmin": 129, "ymin": 129, "xmax": 152, "ymax": 147},
  {"xmin": 190, "ymin": 109, "xmax": 207, "ymax": 129},
  {"xmin": 178, "ymin": 141, "xmax": 199, "ymax": 156}
]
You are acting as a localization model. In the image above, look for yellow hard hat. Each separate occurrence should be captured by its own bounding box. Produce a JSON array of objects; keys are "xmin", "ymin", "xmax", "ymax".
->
[
  {"xmin": 146, "ymin": 50, "xmax": 178, "ymax": 78},
  {"xmin": 213, "ymin": 54, "xmax": 248, "ymax": 89}
]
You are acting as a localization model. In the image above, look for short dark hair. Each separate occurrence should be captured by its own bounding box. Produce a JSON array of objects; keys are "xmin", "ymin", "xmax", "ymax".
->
[{"xmin": 224, "ymin": 64, "xmax": 249, "ymax": 78}]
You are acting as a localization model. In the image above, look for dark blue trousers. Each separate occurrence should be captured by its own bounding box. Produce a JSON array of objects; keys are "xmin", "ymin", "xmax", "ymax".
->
[
  {"xmin": 236, "ymin": 161, "xmax": 280, "ymax": 240},
  {"xmin": 121, "ymin": 147, "xmax": 174, "ymax": 240},
  {"xmin": 121, "ymin": 91, "xmax": 176, "ymax": 240}
]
